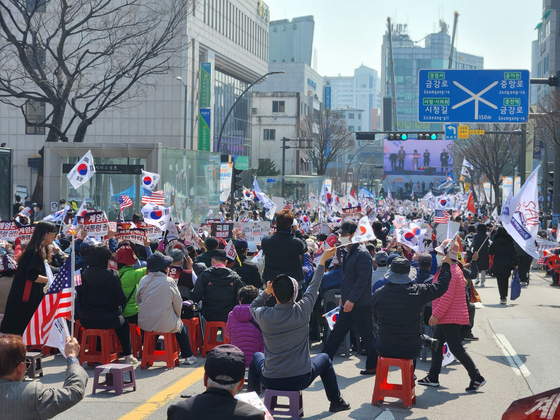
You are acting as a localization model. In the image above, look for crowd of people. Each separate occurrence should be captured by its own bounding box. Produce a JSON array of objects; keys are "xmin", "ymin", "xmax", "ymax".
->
[{"xmin": 0, "ymin": 192, "xmax": 554, "ymax": 419}]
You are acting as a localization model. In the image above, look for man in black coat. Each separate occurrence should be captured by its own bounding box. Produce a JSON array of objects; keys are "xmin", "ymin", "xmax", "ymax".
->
[
  {"xmin": 195, "ymin": 236, "xmax": 219, "ymax": 268},
  {"xmin": 261, "ymin": 210, "xmax": 307, "ymax": 297},
  {"xmin": 322, "ymin": 220, "xmax": 378, "ymax": 375},
  {"xmin": 167, "ymin": 344, "xmax": 264, "ymax": 420},
  {"xmin": 232, "ymin": 240, "xmax": 262, "ymax": 289},
  {"xmin": 372, "ymin": 256, "xmax": 451, "ymax": 366},
  {"xmin": 192, "ymin": 250, "xmax": 245, "ymax": 322}
]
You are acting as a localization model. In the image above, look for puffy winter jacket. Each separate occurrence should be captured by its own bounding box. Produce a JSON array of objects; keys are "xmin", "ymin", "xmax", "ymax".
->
[
  {"xmin": 225, "ymin": 304, "xmax": 264, "ymax": 367},
  {"xmin": 77, "ymin": 267, "xmax": 126, "ymax": 321},
  {"xmin": 489, "ymin": 231, "xmax": 519, "ymax": 274},
  {"xmin": 431, "ymin": 263, "xmax": 469, "ymax": 325},
  {"xmin": 261, "ymin": 231, "xmax": 307, "ymax": 285},
  {"xmin": 118, "ymin": 266, "xmax": 147, "ymax": 318},
  {"xmin": 136, "ymin": 272, "xmax": 183, "ymax": 333},
  {"xmin": 192, "ymin": 266, "xmax": 245, "ymax": 322},
  {"xmin": 233, "ymin": 256, "xmax": 262, "ymax": 289}
]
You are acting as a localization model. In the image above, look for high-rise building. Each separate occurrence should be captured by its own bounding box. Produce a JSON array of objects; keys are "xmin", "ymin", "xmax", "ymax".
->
[
  {"xmin": 534, "ymin": 0, "xmax": 559, "ymax": 104},
  {"xmin": 268, "ymin": 16, "xmax": 315, "ymax": 67},
  {"xmin": 324, "ymin": 65, "xmax": 381, "ymax": 131},
  {"xmin": 380, "ymin": 22, "xmax": 484, "ymax": 131}
]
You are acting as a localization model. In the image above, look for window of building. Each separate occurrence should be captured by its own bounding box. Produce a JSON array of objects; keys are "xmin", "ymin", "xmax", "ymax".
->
[
  {"xmin": 263, "ymin": 129, "xmax": 276, "ymax": 140},
  {"xmin": 544, "ymin": 54, "xmax": 549, "ymax": 74},
  {"xmin": 272, "ymin": 101, "xmax": 285, "ymax": 112},
  {"xmin": 26, "ymin": 46, "xmax": 45, "ymax": 70},
  {"xmin": 348, "ymin": 126, "xmax": 354, "ymax": 131},
  {"xmin": 358, "ymin": 126, "xmax": 361, "ymax": 131},
  {"xmin": 358, "ymin": 114, "xmax": 361, "ymax": 120},
  {"xmin": 26, "ymin": 100, "xmax": 45, "ymax": 134},
  {"xmin": 348, "ymin": 113, "xmax": 354, "ymax": 119}
]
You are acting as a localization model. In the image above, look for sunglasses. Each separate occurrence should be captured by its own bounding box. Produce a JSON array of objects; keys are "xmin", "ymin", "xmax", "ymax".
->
[{"xmin": 16, "ymin": 359, "xmax": 31, "ymax": 371}]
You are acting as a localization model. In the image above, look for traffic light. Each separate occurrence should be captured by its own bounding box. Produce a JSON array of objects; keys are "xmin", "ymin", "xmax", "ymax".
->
[
  {"xmin": 233, "ymin": 168, "xmax": 243, "ymax": 192},
  {"xmin": 418, "ymin": 133, "xmax": 438, "ymax": 140},
  {"xmin": 387, "ymin": 133, "xmax": 408, "ymax": 140}
]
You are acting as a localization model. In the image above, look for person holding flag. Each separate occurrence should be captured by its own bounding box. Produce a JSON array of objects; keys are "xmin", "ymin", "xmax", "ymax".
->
[{"xmin": 0, "ymin": 221, "xmax": 58, "ymax": 336}]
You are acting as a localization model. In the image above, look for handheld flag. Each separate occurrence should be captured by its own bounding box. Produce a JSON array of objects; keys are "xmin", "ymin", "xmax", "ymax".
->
[
  {"xmin": 67, "ymin": 150, "xmax": 96, "ymax": 189},
  {"xmin": 352, "ymin": 216, "xmax": 376, "ymax": 243},
  {"xmin": 141, "ymin": 190, "xmax": 165, "ymax": 205},
  {"xmin": 141, "ymin": 170, "xmax": 161, "ymax": 192},
  {"xmin": 324, "ymin": 306, "xmax": 340, "ymax": 331},
  {"xmin": 23, "ymin": 259, "xmax": 73, "ymax": 345},
  {"xmin": 44, "ymin": 205, "xmax": 69, "ymax": 223},
  {"xmin": 242, "ymin": 186, "xmax": 253, "ymax": 201},
  {"xmin": 141, "ymin": 203, "xmax": 172, "ymax": 232},
  {"xmin": 224, "ymin": 240, "xmax": 237, "ymax": 261},
  {"xmin": 119, "ymin": 195, "xmax": 133, "ymax": 211}
]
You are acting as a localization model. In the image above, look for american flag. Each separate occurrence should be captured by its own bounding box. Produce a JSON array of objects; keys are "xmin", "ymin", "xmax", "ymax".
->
[
  {"xmin": 434, "ymin": 209, "xmax": 450, "ymax": 224},
  {"xmin": 119, "ymin": 195, "xmax": 133, "ymax": 211},
  {"xmin": 141, "ymin": 190, "xmax": 165, "ymax": 205},
  {"xmin": 23, "ymin": 259, "xmax": 73, "ymax": 345}
]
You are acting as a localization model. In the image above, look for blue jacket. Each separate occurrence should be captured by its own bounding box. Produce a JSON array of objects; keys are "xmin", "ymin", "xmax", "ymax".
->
[
  {"xmin": 416, "ymin": 269, "xmax": 434, "ymax": 284},
  {"xmin": 341, "ymin": 243, "xmax": 373, "ymax": 307}
]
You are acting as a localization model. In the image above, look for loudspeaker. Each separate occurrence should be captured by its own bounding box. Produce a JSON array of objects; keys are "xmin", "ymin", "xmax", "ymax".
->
[{"xmin": 424, "ymin": 167, "xmax": 434, "ymax": 175}]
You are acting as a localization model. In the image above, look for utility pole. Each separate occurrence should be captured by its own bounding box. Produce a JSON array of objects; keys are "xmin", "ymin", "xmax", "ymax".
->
[{"xmin": 448, "ymin": 12, "xmax": 459, "ymax": 70}]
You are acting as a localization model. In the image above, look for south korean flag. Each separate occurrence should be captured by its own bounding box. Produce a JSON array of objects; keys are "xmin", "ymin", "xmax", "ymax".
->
[
  {"xmin": 141, "ymin": 203, "xmax": 173, "ymax": 232},
  {"xmin": 67, "ymin": 150, "xmax": 96, "ymax": 190},
  {"xmin": 141, "ymin": 170, "xmax": 161, "ymax": 192}
]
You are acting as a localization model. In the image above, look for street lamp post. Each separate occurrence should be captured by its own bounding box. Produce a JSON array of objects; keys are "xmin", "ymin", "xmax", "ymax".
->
[
  {"xmin": 217, "ymin": 70, "xmax": 285, "ymax": 154},
  {"xmin": 176, "ymin": 77, "xmax": 189, "ymax": 150}
]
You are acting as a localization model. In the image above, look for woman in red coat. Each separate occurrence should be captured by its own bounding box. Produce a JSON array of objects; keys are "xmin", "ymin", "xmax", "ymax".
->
[{"xmin": 418, "ymin": 238, "xmax": 486, "ymax": 393}]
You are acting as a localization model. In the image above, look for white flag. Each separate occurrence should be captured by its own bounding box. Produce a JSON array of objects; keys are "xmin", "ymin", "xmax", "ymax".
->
[
  {"xmin": 67, "ymin": 150, "xmax": 96, "ymax": 190},
  {"xmin": 224, "ymin": 240, "xmax": 237, "ymax": 261},
  {"xmin": 45, "ymin": 318, "xmax": 69, "ymax": 358},
  {"xmin": 352, "ymin": 216, "xmax": 376, "ymax": 243},
  {"xmin": 242, "ymin": 186, "xmax": 253, "ymax": 201},
  {"xmin": 442, "ymin": 342, "xmax": 455, "ymax": 367},
  {"xmin": 324, "ymin": 306, "xmax": 340, "ymax": 330},
  {"xmin": 141, "ymin": 170, "xmax": 161, "ymax": 192},
  {"xmin": 141, "ymin": 203, "xmax": 172, "ymax": 232},
  {"xmin": 44, "ymin": 205, "xmax": 69, "ymax": 223},
  {"xmin": 502, "ymin": 165, "xmax": 541, "ymax": 259}
]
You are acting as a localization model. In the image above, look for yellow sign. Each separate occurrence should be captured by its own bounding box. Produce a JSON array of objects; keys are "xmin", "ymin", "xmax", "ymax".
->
[
  {"xmin": 458, "ymin": 126, "xmax": 469, "ymax": 139},
  {"xmin": 470, "ymin": 129, "xmax": 485, "ymax": 135}
]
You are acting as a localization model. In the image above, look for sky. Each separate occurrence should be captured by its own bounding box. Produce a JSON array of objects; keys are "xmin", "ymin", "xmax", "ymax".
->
[{"xmin": 263, "ymin": 0, "xmax": 542, "ymax": 77}]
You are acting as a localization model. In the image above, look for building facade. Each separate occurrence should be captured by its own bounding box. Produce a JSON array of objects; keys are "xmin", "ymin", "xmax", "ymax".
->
[
  {"xmin": 251, "ymin": 92, "xmax": 312, "ymax": 177},
  {"xmin": 324, "ymin": 65, "xmax": 381, "ymax": 131},
  {"xmin": 0, "ymin": 0, "xmax": 270, "ymax": 217},
  {"xmin": 380, "ymin": 22, "xmax": 484, "ymax": 131},
  {"xmin": 268, "ymin": 16, "xmax": 315, "ymax": 67}
]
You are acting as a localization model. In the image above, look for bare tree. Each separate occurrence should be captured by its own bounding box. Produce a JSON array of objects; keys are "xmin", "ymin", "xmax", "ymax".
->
[
  {"xmin": 298, "ymin": 110, "xmax": 355, "ymax": 176},
  {"xmin": 454, "ymin": 124, "xmax": 526, "ymax": 204},
  {"xmin": 535, "ymin": 89, "xmax": 560, "ymax": 159},
  {"xmin": 0, "ymin": 0, "xmax": 193, "ymax": 199}
]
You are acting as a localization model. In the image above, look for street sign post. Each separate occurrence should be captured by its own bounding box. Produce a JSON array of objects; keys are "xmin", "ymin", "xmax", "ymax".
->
[
  {"xmin": 418, "ymin": 69, "xmax": 530, "ymax": 123},
  {"xmin": 445, "ymin": 123, "xmax": 458, "ymax": 140}
]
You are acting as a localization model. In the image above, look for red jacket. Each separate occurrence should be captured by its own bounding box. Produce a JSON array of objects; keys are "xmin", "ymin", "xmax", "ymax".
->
[{"xmin": 431, "ymin": 263, "xmax": 469, "ymax": 325}]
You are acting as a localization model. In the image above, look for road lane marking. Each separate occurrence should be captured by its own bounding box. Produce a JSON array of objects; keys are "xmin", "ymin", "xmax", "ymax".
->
[
  {"xmin": 118, "ymin": 366, "xmax": 205, "ymax": 420},
  {"xmin": 494, "ymin": 333, "xmax": 531, "ymax": 378}
]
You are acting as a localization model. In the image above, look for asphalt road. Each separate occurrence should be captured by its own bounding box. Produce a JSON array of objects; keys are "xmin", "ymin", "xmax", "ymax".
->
[{"xmin": 41, "ymin": 268, "xmax": 560, "ymax": 420}]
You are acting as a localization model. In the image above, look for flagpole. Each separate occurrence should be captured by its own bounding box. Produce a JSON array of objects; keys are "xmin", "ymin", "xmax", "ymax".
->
[{"xmin": 70, "ymin": 233, "xmax": 76, "ymax": 337}]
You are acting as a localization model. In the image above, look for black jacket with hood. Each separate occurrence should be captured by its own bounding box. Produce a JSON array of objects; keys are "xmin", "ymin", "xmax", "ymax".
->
[
  {"xmin": 77, "ymin": 267, "xmax": 127, "ymax": 320},
  {"xmin": 489, "ymin": 228, "xmax": 519, "ymax": 275},
  {"xmin": 192, "ymin": 266, "xmax": 245, "ymax": 322}
]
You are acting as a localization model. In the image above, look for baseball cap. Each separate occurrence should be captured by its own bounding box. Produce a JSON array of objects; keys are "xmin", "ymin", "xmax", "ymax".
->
[
  {"xmin": 374, "ymin": 251, "xmax": 388, "ymax": 265},
  {"xmin": 247, "ymin": 242, "xmax": 258, "ymax": 253},
  {"xmin": 339, "ymin": 220, "xmax": 357, "ymax": 235},
  {"xmin": 234, "ymin": 239, "xmax": 248, "ymax": 252},
  {"xmin": 147, "ymin": 252, "xmax": 173, "ymax": 272},
  {"xmin": 204, "ymin": 344, "xmax": 246, "ymax": 385},
  {"xmin": 418, "ymin": 253, "xmax": 433, "ymax": 268}
]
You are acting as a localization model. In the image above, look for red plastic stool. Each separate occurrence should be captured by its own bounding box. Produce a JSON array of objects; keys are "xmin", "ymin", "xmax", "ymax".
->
[
  {"xmin": 74, "ymin": 320, "xmax": 84, "ymax": 344},
  {"xmin": 141, "ymin": 332, "xmax": 179, "ymax": 369},
  {"xmin": 372, "ymin": 357, "xmax": 416, "ymax": 409},
  {"xmin": 202, "ymin": 321, "xmax": 229, "ymax": 357},
  {"xmin": 79, "ymin": 329, "xmax": 119, "ymax": 367},
  {"xmin": 130, "ymin": 323, "xmax": 143, "ymax": 359},
  {"xmin": 182, "ymin": 318, "xmax": 202, "ymax": 357}
]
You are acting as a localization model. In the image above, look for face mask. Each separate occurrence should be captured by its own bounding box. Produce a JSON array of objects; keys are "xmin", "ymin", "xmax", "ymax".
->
[{"xmin": 339, "ymin": 235, "xmax": 352, "ymax": 246}]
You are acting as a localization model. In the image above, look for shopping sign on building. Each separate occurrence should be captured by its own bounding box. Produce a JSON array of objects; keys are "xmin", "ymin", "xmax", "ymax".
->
[{"xmin": 417, "ymin": 70, "xmax": 530, "ymax": 124}]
